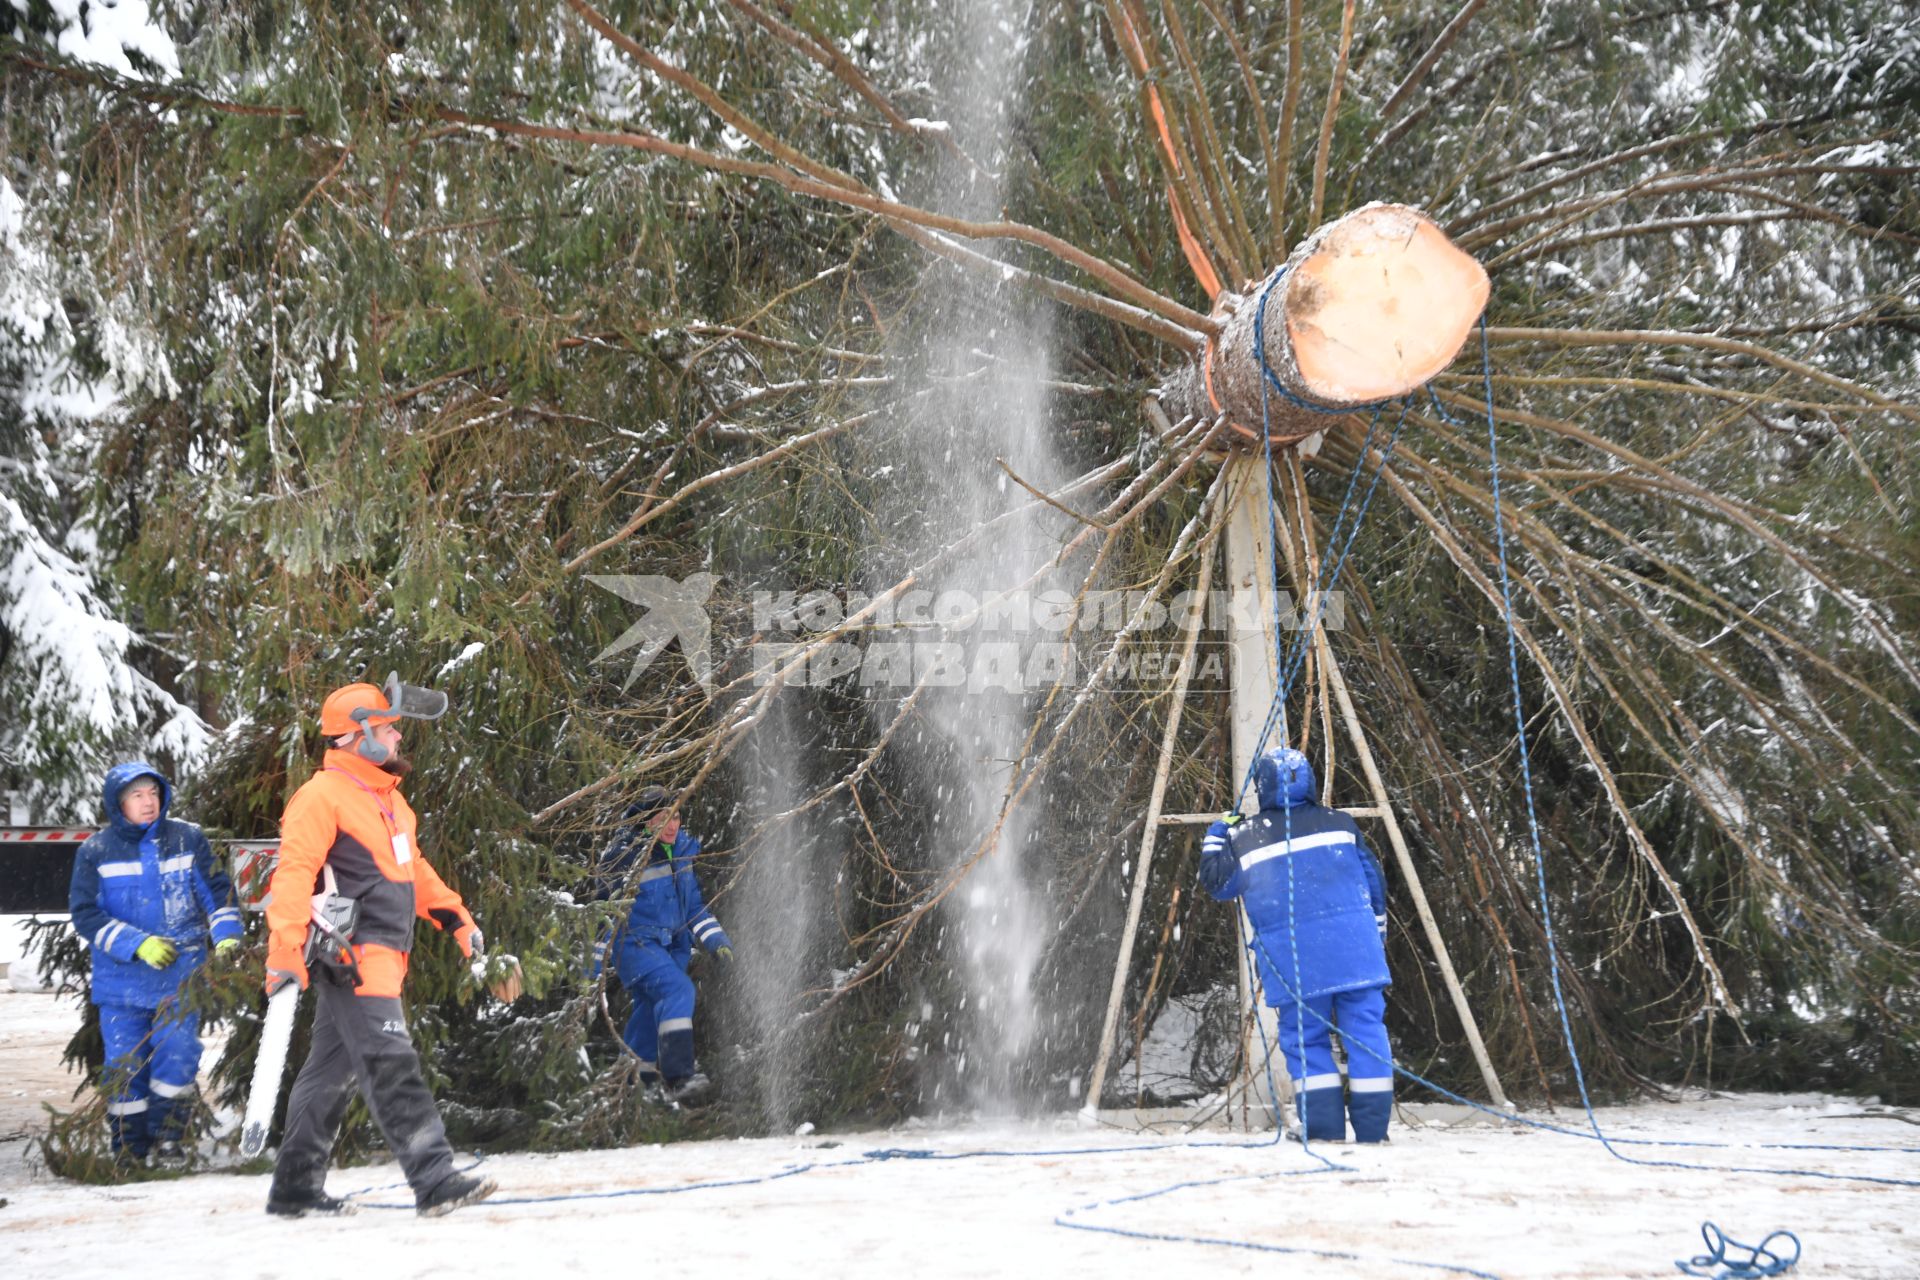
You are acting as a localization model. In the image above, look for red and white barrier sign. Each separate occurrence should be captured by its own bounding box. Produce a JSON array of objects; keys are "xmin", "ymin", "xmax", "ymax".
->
[
  {"xmin": 0, "ymin": 828, "xmax": 100, "ymax": 843},
  {"xmin": 2, "ymin": 829, "xmax": 281, "ymax": 912},
  {"xmin": 230, "ymin": 842, "xmax": 281, "ymax": 911}
]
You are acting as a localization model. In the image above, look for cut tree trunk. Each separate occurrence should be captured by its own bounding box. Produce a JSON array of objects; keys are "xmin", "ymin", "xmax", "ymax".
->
[{"xmin": 1156, "ymin": 203, "xmax": 1489, "ymax": 447}]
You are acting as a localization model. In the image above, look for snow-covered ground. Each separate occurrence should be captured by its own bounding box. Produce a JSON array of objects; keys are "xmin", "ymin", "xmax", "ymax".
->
[
  {"xmin": 1, "ymin": 989, "xmax": 1915, "ymax": 1279},
  {"xmin": 0, "ymin": 915, "xmax": 66, "ymax": 989},
  {"xmin": 0, "ymin": 989, "xmax": 88, "ymax": 1140}
]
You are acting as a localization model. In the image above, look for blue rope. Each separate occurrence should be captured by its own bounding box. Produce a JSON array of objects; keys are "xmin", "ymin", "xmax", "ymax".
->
[
  {"xmin": 1273, "ymin": 398, "xmax": 1411, "ymax": 704},
  {"xmin": 1054, "ymin": 1169, "xmax": 1503, "ymax": 1280},
  {"xmin": 1675, "ymin": 1223, "xmax": 1802, "ymax": 1279},
  {"xmin": 1239, "ymin": 925, "xmax": 1920, "ymax": 1184},
  {"xmin": 1474, "ymin": 314, "xmax": 1917, "ymax": 1181}
]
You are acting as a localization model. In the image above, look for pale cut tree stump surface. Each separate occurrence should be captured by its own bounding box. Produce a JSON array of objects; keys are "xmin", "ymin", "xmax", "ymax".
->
[{"xmin": 1157, "ymin": 202, "xmax": 1490, "ymax": 447}]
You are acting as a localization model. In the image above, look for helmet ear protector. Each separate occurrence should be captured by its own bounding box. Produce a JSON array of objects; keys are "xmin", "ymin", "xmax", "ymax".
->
[{"xmin": 349, "ymin": 672, "xmax": 449, "ymax": 763}]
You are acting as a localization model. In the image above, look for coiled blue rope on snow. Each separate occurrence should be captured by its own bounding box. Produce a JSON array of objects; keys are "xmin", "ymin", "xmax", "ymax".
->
[{"xmin": 1675, "ymin": 1222, "xmax": 1801, "ymax": 1279}]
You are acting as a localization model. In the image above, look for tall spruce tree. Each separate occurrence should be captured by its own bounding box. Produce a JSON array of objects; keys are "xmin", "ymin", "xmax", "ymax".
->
[{"xmin": 4, "ymin": 0, "xmax": 1916, "ymax": 1171}]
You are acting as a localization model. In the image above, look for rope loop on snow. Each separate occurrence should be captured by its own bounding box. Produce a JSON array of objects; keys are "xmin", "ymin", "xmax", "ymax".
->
[{"xmin": 1675, "ymin": 1222, "xmax": 1801, "ymax": 1279}]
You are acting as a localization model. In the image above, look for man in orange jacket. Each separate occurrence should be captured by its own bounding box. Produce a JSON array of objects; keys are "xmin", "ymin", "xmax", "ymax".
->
[{"xmin": 262, "ymin": 673, "xmax": 504, "ymax": 1218}]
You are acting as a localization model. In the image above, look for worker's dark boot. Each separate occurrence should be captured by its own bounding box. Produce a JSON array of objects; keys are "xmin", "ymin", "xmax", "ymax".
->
[
  {"xmin": 416, "ymin": 1171, "xmax": 498, "ymax": 1217},
  {"xmin": 266, "ymin": 1188, "xmax": 356, "ymax": 1217},
  {"xmin": 108, "ymin": 1104, "xmax": 150, "ymax": 1165},
  {"xmin": 1348, "ymin": 1080, "xmax": 1393, "ymax": 1143}
]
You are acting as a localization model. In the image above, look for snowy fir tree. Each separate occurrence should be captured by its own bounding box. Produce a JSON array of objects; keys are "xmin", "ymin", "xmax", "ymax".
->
[{"xmin": 2, "ymin": 0, "xmax": 205, "ymax": 821}]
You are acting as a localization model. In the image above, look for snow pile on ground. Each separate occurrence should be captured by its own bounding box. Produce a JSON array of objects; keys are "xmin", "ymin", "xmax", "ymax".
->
[
  {"xmin": 1, "ymin": 992, "xmax": 1914, "ymax": 1279},
  {"xmin": 0, "ymin": 990, "xmax": 88, "ymax": 1139},
  {"xmin": 0, "ymin": 917, "xmax": 67, "ymax": 991}
]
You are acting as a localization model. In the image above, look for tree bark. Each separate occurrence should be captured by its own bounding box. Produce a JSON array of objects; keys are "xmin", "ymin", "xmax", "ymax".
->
[{"xmin": 1156, "ymin": 203, "xmax": 1489, "ymax": 446}]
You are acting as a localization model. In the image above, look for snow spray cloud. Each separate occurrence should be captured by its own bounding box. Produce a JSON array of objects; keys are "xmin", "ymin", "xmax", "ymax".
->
[
  {"xmin": 868, "ymin": 0, "xmax": 1056, "ymax": 1115},
  {"xmin": 727, "ymin": 700, "xmax": 821, "ymax": 1130}
]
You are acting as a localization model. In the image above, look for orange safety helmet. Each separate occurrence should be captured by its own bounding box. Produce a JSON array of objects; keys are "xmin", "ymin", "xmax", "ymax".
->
[
  {"xmin": 320, "ymin": 683, "xmax": 400, "ymax": 737},
  {"xmin": 319, "ymin": 673, "xmax": 449, "ymax": 761}
]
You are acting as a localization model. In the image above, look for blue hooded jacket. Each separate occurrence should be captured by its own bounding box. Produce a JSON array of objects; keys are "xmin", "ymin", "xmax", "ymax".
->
[
  {"xmin": 68, "ymin": 762, "xmax": 244, "ymax": 1009},
  {"xmin": 595, "ymin": 822, "xmax": 730, "ymax": 980},
  {"xmin": 1200, "ymin": 800, "xmax": 1389, "ymax": 1001}
]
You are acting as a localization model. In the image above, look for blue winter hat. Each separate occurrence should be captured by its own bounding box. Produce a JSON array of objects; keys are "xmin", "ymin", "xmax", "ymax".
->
[
  {"xmin": 624, "ymin": 784, "xmax": 671, "ymax": 821},
  {"xmin": 1254, "ymin": 747, "xmax": 1315, "ymax": 809},
  {"xmin": 103, "ymin": 761, "xmax": 172, "ymax": 835}
]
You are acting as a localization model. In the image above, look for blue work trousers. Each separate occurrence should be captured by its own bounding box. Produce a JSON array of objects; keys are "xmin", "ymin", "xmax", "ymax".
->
[
  {"xmin": 619, "ymin": 941, "xmax": 697, "ymax": 1083},
  {"xmin": 1272, "ymin": 986, "xmax": 1394, "ymax": 1142}
]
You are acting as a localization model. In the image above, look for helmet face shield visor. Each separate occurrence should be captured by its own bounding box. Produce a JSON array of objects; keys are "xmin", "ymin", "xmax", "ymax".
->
[
  {"xmin": 381, "ymin": 671, "xmax": 448, "ymax": 721},
  {"xmin": 351, "ymin": 671, "xmax": 449, "ymax": 730}
]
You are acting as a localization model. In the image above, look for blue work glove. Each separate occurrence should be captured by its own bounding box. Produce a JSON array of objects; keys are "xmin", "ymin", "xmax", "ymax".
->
[{"xmin": 1199, "ymin": 812, "xmax": 1242, "ymax": 898}]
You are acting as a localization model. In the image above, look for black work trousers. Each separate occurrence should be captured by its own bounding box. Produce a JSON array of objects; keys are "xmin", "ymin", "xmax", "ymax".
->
[{"xmin": 268, "ymin": 976, "xmax": 456, "ymax": 1203}]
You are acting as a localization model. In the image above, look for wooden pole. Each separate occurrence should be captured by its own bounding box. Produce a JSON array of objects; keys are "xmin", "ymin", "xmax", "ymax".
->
[
  {"xmin": 1222, "ymin": 455, "xmax": 1286, "ymax": 1128},
  {"xmin": 1315, "ymin": 622, "xmax": 1512, "ymax": 1108},
  {"xmin": 1083, "ymin": 537, "xmax": 1217, "ymax": 1115}
]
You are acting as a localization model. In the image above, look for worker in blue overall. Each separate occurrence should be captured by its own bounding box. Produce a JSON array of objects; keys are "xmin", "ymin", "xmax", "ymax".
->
[
  {"xmin": 68, "ymin": 762, "xmax": 244, "ymax": 1167},
  {"xmin": 593, "ymin": 785, "xmax": 732, "ymax": 1104},
  {"xmin": 1201, "ymin": 747, "xmax": 1394, "ymax": 1142}
]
